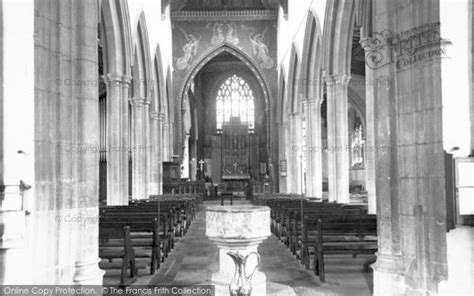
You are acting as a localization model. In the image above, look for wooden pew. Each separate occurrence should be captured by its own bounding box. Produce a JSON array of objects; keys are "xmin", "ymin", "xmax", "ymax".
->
[
  {"xmin": 310, "ymin": 216, "xmax": 377, "ymax": 281},
  {"xmin": 100, "ymin": 207, "xmax": 172, "ymax": 269},
  {"xmin": 99, "ymin": 224, "xmax": 139, "ymax": 287}
]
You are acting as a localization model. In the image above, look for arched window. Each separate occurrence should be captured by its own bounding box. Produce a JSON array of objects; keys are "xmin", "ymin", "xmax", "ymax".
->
[
  {"xmin": 351, "ymin": 115, "xmax": 365, "ymax": 168},
  {"xmin": 216, "ymin": 75, "xmax": 255, "ymax": 131}
]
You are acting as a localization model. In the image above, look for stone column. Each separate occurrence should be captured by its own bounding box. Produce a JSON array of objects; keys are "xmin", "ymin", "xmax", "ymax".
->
[
  {"xmin": 104, "ymin": 73, "xmax": 128, "ymax": 205},
  {"xmin": 163, "ymin": 122, "xmax": 170, "ymax": 161},
  {"xmin": 288, "ymin": 114, "xmax": 297, "ymax": 193},
  {"xmin": 368, "ymin": 1, "xmax": 448, "ymax": 294},
  {"xmin": 157, "ymin": 113, "xmax": 164, "ymax": 194},
  {"xmin": 121, "ymin": 75, "xmax": 132, "ymax": 200},
  {"xmin": 73, "ymin": 0, "xmax": 105, "ymax": 284},
  {"xmin": 304, "ymin": 97, "xmax": 323, "ymax": 198},
  {"xmin": 360, "ymin": 39, "xmax": 377, "ymax": 214},
  {"xmin": 278, "ymin": 121, "xmax": 287, "ymax": 193},
  {"xmin": 144, "ymin": 100, "xmax": 150, "ymax": 199},
  {"xmin": 325, "ymin": 75, "xmax": 351, "ymax": 203},
  {"xmin": 149, "ymin": 112, "xmax": 160, "ymax": 195},
  {"xmin": 130, "ymin": 98, "xmax": 148, "ymax": 199}
]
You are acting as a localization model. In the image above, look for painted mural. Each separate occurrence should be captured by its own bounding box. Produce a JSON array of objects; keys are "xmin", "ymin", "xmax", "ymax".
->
[
  {"xmin": 175, "ymin": 24, "xmax": 201, "ymax": 70},
  {"xmin": 172, "ymin": 20, "xmax": 277, "ymax": 73},
  {"xmin": 250, "ymin": 26, "xmax": 274, "ymax": 69}
]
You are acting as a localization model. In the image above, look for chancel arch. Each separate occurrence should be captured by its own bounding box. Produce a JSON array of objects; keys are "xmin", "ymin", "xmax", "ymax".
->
[
  {"xmin": 179, "ymin": 46, "xmax": 272, "ymax": 143},
  {"xmin": 177, "ymin": 47, "xmax": 270, "ymax": 189}
]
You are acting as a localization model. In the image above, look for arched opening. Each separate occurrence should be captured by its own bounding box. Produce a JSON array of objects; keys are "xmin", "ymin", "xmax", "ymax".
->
[
  {"xmin": 98, "ymin": 0, "xmax": 133, "ymax": 205},
  {"xmin": 179, "ymin": 49, "xmax": 270, "ymax": 193},
  {"xmin": 300, "ymin": 9, "xmax": 324, "ymax": 198}
]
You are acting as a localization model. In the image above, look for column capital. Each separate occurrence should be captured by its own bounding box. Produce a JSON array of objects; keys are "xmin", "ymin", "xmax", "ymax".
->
[
  {"xmin": 122, "ymin": 75, "xmax": 133, "ymax": 85},
  {"xmin": 323, "ymin": 74, "xmax": 351, "ymax": 85},
  {"xmin": 129, "ymin": 97, "xmax": 150, "ymax": 106},
  {"xmin": 150, "ymin": 111, "xmax": 160, "ymax": 120},
  {"xmin": 104, "ymin": 73, "xmax": 123, "ymax": 85}
]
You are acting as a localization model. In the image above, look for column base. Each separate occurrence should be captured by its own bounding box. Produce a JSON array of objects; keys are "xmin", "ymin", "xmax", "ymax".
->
[
  {"xmin": 372, "ymin": 252, "xmax": 406, "ymax": 295},
  {"xmin": 73, "ymin": 258, "xmax": 105, "ymax": 285}
]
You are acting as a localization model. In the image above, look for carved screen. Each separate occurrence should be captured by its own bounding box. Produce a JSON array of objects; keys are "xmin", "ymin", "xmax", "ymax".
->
[{"xmin": 222, "ymin": 117, "xmax": 250, "ymax": 179}]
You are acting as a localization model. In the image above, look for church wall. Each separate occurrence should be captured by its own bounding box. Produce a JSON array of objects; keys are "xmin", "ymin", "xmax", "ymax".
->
[
  {"xmin": 127, "ymin": 1, "xmax": 173, "ymax": 82},
  {"xmin": 277, "ymin": 1, "xmax": 326, "ymax": 76},
  {"xmin": 440, "ymin": 0, "xmax": 471, "ymax": 157},
  {"xmin": 0, "ymin": 0, "xmax": 34, "ymax": 284}
]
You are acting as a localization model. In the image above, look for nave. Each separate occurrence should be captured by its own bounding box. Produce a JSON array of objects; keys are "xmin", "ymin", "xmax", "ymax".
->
[{"xmin": 103, "ymin": 197, "xmax": 375, "ymax": 296}]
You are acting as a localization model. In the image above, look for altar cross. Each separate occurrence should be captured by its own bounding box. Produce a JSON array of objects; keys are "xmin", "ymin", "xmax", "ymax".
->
[{"xmin": 199, "ymin": 159, "xmax": 205, "ymax": 172}]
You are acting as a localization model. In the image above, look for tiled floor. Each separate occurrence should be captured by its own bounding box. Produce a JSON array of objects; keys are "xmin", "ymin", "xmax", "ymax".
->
[{"xmin": 148, "ymin": 200, "xmax": 374, "ymax": 296}]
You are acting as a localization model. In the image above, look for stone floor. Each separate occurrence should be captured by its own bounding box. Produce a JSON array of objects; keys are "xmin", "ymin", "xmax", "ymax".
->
[{"xmin": 147, "ymin": 200, "xmax": 374, "ymax": 296}]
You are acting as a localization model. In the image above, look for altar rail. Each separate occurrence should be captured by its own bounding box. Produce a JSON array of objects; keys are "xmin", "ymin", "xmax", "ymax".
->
[{"xmin": 163, "ymin": 181, "xmax": 205, "ymax": 195}]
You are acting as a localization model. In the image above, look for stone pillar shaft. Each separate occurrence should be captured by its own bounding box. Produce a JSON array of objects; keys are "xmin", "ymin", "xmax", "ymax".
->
[
  {"xmin": 104, "ymin": 73, "xmax": 128, "ymax": 205},
  {"xmin": 163, "ymin": 123, "xmax": 170, "ymax": 161},
  {"xmin": 131, "ymin": 98, "xmax": 149, "ymax": 199},
  {"xmin": 122, "ymin": 76, "xmax": 131, "ymax": 200},
  {"xmin": 325, "ymin": 75, "xmax": 351, "ymax": 203},
  {"xmin": 369, "ymin": 1, "xmax": 448, "ymax": 294},
  {"xmin": 157, "ymin": 113, "xmax": 164, "ymax": 194},
  {"xmin": 360, "ymin": 39, "xmax": 377, "ymax": 214},
  {"xmin": 305, "ymin": 98, "xmax": 323, "ymax": 198},
  {"xmin": 149, "ymin": 112, "xmax": 160, "ymax": 195}
]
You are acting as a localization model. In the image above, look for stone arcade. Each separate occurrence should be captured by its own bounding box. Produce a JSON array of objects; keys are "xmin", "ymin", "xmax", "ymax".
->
[{"xmin": 0, "ymin": 0, "xmax": 473, "ymax": 295}]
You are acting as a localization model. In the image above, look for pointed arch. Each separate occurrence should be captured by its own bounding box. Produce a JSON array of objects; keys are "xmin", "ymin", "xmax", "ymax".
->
[
  {"xmin": 133, "ymin": 12, "xmax": 153, "ymax": 102},
  {"xmin": 178, "ymin": 44, "xmax": 271, "ymax": 113},
  {"xmin": 323, "ymin": 0, "xmax": 356, "ymax": 75},
  {"xmin": 177, "ymin": 44, "xmax": 273, "ymax": 159},
  {"xmin": 165, "ymin": 66, "xmax": 173, "ymax": 124},
  {"xmin": 153, "ymin": 44, "xmax": 166, "ymax": 114},
  {"xmin": 277, "ymin": 65, "xmax": 287, "ymax": 124},
  {"xmin": 100, "ymin": 0, "xmax": 133, "ymax": 76},
  {"xmin": 301, "ymin": 9, "xmax": 323, "ymax": 100},
  {"xmin": 287, "ymin": 43, "xmax": 300, "ymax": 114}
]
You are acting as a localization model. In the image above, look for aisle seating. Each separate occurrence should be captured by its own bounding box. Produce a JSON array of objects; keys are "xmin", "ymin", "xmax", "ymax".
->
[
  {"xmin": 99, "ymin": 195, "xmax": 200, "ymax": 286},
  {"xmin": 258, "ymin": 197, "xmax": 376, "ymax": 281},
  {"xmin": 99, "ymin": 224, "xmax": 139, "ymax": 287},
  {"xmin": 310, "ymin": 216, "xmax": 377, "ymax": 281}
]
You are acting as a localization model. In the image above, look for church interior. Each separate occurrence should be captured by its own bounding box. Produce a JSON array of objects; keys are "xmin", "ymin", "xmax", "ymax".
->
[{"xmin": 0, "ymin": 0, "xmax": 473, "ymax": 295}]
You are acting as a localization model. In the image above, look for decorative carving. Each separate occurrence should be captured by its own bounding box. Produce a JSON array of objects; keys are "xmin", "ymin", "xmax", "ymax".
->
[
  {"xmin": 175, "ymin": 25, "xmax": 201, "ymax": 70},
  {"xmin": 250, "ymin": 26, "xmax": 274, "ymax": 69}
]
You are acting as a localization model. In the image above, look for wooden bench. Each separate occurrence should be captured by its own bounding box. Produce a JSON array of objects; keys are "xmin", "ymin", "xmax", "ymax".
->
[
  {"xmin": 100, "ymin": 207, "xmax": 172, "ymax": 269},
  {"xmin": 99, "ymin": 224, "xmax": 139, "ymax": 287},
  {"xmin": 309, "ymin": 216, "xmax": 377, "ymax": 281}
]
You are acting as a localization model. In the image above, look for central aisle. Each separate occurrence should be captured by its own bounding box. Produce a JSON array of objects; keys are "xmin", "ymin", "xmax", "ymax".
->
[{"xmin": 148, "ymin": 200, "xmax": 373, "ymax": 296}]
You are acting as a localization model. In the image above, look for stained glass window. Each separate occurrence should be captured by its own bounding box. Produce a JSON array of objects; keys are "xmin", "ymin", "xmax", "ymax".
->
[{"xmin": 216, "ymin": 75, "xmax": 255, "ymax": 131}]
